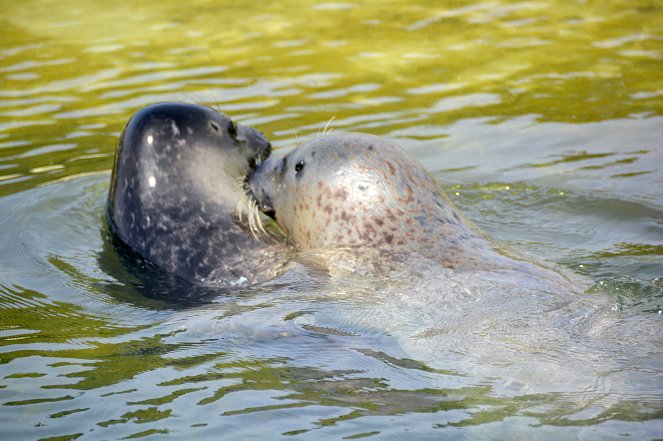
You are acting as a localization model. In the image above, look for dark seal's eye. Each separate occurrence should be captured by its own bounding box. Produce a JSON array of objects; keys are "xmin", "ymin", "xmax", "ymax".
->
[
  {"xmin": 295, "ymin": 160, "xmax": 305, "ymax": 175},
  {"xmin": 210, "ymin": 122, "xmax": 220, "ymax": 132}
]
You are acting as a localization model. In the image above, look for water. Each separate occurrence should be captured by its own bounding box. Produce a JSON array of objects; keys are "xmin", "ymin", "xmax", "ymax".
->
[{"xmin": 1, "ymin": 0, "xmax": 662, "ymax": 439}]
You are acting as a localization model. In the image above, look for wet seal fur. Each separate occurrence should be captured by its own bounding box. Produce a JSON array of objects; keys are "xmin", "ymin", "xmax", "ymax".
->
[
  {"xmin": 107, "ymin": 103, "xmax": 289, "ymax": 288},
  {"xmin": 248, "ymin": 133, "xmax": 583, "ymax": 290}
]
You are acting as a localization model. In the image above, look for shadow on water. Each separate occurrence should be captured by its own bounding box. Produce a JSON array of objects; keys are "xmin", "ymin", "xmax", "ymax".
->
[{"xmin": 94, "ymin": 224, "xmax": 243, "ymax": 309}]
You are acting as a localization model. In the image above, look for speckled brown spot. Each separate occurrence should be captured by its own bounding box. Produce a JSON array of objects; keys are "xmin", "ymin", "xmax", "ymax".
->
[
  {"xmin": 404, "ymin": 167, "xmax": 415, "ymax": 183},
  {"xmin": 403, "ymin": 187, "xmax": 414, "ymax": 204},
  {"xmin": 334, "ymin": 188, "xmax": 348, "ymax": 200}
]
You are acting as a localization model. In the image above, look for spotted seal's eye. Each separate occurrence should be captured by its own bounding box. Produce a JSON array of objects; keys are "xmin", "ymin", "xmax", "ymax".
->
[{"xmin": 295, "ymin": 160, "xmax": 305, "ymax": 175}]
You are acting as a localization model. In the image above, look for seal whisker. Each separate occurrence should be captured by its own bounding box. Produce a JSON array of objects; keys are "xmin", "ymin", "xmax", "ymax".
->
[
  {"xmin": 236, "ymin": 196, "xmax": 246, "ymax": 223},
  {"xmin": 236, "ymin": 176, "xmax": 268, "ymax": 240},
  {"xmin": 247, "ymin": 203, "xmax": 258, "ymax": 239},
  {"xmin": 237, "ymin": 193, "xmax": 260, "ymax": 240},
  {"xmin": 247, "ymin": 198, "xmax": 267, "ymax": 239},
  {"xmin": 249, "ymin": 202, "xmax": 260, "ymax": 239},
  {"xmin": 235, "ymin": 176, "xmax": 248, "ymax": 223},
  {"xmin": 251, "ymin": 197, "xmax": 268, "ymax": 236},
  {"xmin": 321, "ymin": 116, "xmax": 336, "ymax": 136}
]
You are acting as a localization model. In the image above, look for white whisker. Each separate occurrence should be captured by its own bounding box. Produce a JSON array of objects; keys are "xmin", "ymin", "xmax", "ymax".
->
[
  {"xmin": 235, "ymin": 176, "xmax": 268, "ymax": 240},
  {"xmin": 322, "ymin": 116, "xmax": 336, "ymax": 136},
  {"xmin": 236, "ymin": 197, "xmax": 245, "ymax": 223},
  {"xmin": 251, "ymin": 197, "xmax": 268, "ymax": 236},
  {"xmin": 235, "ymin": 175, "xmax": 248, "ymax": 223}
]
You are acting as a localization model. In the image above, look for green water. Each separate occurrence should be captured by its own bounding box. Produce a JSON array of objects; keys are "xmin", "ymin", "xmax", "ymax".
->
[{"xmin": 1, "ymin": 1, "xmax": 662, "ymax": 439}]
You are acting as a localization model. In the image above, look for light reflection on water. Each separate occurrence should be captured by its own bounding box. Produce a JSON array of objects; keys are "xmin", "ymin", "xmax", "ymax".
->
[{"xmin": 0, "ymin": 0, "xmax": 662, "ymax": 439}]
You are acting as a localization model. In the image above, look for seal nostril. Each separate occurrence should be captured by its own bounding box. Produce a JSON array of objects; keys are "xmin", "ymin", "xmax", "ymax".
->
[
  {"xmin": 227, "ymin": 121, "xmax": 238, "ymax": 140},
  {"xmin": 210, "ymin": 122, "xmax": 220, "ymax": 132}
]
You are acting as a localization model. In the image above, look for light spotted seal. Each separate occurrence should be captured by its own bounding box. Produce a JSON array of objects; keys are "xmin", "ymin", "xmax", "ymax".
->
[
  {"xmin": 247, "ymin": 133, "xmax": 582, "ymax": 290},
  {"xmin": 107, "ymin": 103, "xmax": 290, "ymax": 288}
]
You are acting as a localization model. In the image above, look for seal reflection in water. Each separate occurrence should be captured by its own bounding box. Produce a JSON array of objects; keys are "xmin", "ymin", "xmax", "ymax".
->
[
  {"xmin": 248, "ymin": 133, "xmax": 583, "ymax": 291},
  {"xmin": 107, "ymin": 103, "xmax": 289, "ymax": 289}
]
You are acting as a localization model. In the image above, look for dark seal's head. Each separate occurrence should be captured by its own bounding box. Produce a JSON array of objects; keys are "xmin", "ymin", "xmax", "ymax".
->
[{"xmin": 107, "ymin": 102, "xmax": 275, "ymax": 285}]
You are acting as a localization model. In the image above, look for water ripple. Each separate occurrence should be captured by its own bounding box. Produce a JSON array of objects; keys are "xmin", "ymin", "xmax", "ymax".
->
[{"xmin": 0, "ymin": 0, "xmax": 662, "ymax": 439}]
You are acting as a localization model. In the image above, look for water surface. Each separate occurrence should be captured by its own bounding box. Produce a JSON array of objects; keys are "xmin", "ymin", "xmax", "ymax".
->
[{"xmin": 1, "ymin": 1, "xmax": 662, "ymax": 439}]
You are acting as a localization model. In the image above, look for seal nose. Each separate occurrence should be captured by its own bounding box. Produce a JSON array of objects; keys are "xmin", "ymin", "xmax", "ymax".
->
[
  {"xmin": 237, "ymin": 124, "xmax": 271, "ymax": 164},
  {"xmin": 246, "ymin": 161, "xmax": 277, "ymax": 218}
]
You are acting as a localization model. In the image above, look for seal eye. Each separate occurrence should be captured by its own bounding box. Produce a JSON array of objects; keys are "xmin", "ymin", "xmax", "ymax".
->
[
  {"xmin": 295, "ymin": 161, "xmax": 305, "ymax": 175},
  {"xmin": 210, "ymin": 122, "xmax": 220, "ymax": 133}
]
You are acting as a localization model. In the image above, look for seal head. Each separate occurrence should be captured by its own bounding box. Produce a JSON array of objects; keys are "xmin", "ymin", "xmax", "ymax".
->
[
  {"xmin": 107, "ymin": 102, "xmax": 284, "ymax": 285},
  {"xmin": 248, "ymin": 133, "xmax": 492, "ymax": 266}
]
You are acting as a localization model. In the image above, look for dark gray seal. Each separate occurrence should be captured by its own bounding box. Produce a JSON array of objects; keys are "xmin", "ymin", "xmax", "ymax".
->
[{"xmin": 107, "ymin": 103, "xmax": 289, "ymax": 288}]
